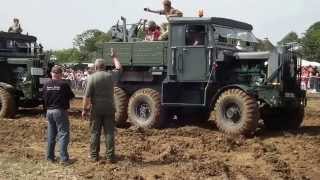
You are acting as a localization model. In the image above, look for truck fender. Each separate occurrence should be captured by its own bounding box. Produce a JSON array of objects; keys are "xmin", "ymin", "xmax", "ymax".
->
[{"xmin": 209, "ymin": 84, "xmax": 256, "ymax": 110}]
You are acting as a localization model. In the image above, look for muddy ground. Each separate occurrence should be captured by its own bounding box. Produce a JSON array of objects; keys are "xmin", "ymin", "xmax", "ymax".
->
[{"xmin": 0, "ymin": 95, "xmax": 319, "ymax": 180}]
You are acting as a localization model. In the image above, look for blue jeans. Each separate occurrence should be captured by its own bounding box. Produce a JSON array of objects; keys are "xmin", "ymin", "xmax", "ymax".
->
[{"xmin": 46, "ymin": 109, "xmax": 70, "ymax": 162}]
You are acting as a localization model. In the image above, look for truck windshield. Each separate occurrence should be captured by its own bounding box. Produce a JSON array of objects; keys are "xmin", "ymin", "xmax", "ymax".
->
[
  {"xmin": 214, "ymin": 26, "xmax": 258, "ymax": 44},
  {"xmin": 0, "ymin": 39, "xmax": 37, "ymax": 55}
]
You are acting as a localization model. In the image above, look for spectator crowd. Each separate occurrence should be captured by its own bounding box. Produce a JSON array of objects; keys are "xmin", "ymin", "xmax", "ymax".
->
[
  {"xmin": 301, "ymin": 65, "xmax": 320, "ymax": 93},
  {"xmin": 62, "ymin": 65, "xmax": 95, "ymax": 91}
]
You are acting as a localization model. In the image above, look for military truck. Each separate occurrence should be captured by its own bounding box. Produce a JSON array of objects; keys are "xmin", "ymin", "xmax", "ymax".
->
[
  {"xmin": 0, "ymin": 32, "xmax": 50, "ymax": 118},
  {"xmin": 100, "ymin": 17, "xmax": 306, "ymax": 135}
]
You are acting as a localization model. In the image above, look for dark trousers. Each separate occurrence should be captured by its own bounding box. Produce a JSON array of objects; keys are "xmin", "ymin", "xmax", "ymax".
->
[
  {"xmin": 90, "ymin": 111, "xmax": 115, "ymax": 160},
  {"xmin": 46, "ymin": 109, "xmax": 70, "ymax": 162}
]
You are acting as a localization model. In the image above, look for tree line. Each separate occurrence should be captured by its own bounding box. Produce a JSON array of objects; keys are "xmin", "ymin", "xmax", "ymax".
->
[
  {"xmin": 53, "ymin": 21, "xmax": 320, "ymax": 63},
  {"xmin": 53, "ymin": 29, "xmax": 112, "ymax": 63},
  {"xmin": 277, "ymin": 22, "xmax": 320, "ymax": 61}
]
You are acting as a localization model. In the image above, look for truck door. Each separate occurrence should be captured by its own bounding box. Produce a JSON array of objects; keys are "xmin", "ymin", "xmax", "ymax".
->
[{"xmin": 177, "ymin": 25, "xmax": 207, "ymax": 81}]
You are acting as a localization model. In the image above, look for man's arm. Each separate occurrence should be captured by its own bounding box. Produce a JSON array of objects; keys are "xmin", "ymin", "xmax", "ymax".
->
[
  {"xmin": 113, "ymin": 56, "xmax": 122, "ymax": 70},
  {"xmin": 144, "ymin": 8, "xmax": 164, "ymax": 15},
  {"xmin": 66, "ymin": 83, "xmax": 75, "ymax": 100},
  {"xmin": 168, "ymin": 9, "xmax": 183, "ymax": 17},
  {"xmin": 82, "ymin": 96, "xmax": 91, "ymax": 112},
  {"xmin": 17, "ymin": 25, "xmax": 23, "ymax": 33},
  {"xmin": 110, "ymin": 48, "xmax": 122, "ymax": 70},
  {"xmin": 82, "ymin": 76, "xmax": 93, "ymax": 119}
]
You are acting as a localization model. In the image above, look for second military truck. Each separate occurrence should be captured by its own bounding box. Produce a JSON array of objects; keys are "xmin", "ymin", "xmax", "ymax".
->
[
  {"xmin": 0, "ymin": 32, "xmax": 50, "ymax": 118},
  {"xmin": 100, "ymin": 17, "xmax": 306, "ymax": 135}
]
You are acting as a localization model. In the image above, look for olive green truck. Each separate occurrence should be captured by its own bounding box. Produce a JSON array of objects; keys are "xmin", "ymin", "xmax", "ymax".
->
[
  {"xmin": 0, "ymin": 32, "xmax": 50, "ymax": 118},
  {"xmin": 100, "ymin": 16, "xmax": 306, "ymax": 136}
]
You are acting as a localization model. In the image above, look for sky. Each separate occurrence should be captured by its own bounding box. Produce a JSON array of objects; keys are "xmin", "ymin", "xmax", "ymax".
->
[{"xmin": 0, "ymin": 0, "xmax": 319, "ymax": 50}]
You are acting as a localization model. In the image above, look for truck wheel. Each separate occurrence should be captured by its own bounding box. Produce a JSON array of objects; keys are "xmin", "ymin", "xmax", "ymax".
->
[
  {"xmin": 114, "ymin": 87, "xmax": 128, "ymax": 127},
  {"xmin": 263, "ymin": 106, "xmax": 304, "ymax": 130},
  {"xmin": 213, "ymin": 89, "xmax": 259, "ymax": 136},
  {"xmin": 128, "ymin": 88, "xmax": 162, "ymax": 128},
  {"xmin": 0, "ymin": 88, "xmax": 16, "ymax": 118}
]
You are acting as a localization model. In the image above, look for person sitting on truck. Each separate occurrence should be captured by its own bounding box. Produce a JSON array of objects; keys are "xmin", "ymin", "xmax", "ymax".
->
[
  {"xmin": 144, "ymin": 0, "xmax": 183, "ymax": 20},
  {"xmin": 144, "ymin": 0, "xmax": 183, "ymax": 41},
  {"xmin": 159, "ymin": 22, "xmax": 169, "ymax": 40},
  {"xmin": 8, "ymin": 18, "xmax": 23, "ymax": 33},
  {"xmin": 144, "ymin": 21, "xmax": 161, "ymax": 41}
]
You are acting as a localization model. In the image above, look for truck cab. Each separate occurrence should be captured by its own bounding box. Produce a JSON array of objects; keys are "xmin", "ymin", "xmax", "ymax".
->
[{"xmin": 163, "ymin": 17, "xmax": 259, "ymax": 105}]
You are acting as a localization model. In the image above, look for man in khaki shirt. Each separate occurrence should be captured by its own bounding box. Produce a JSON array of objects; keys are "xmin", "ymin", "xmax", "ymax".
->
[
  {"xmin": 144, "ymin": 0, "xmax": 183, "ymax": 20},
  {"xmin": 82, "ymin": 49, "xmax": 122, "ymax": 162}
]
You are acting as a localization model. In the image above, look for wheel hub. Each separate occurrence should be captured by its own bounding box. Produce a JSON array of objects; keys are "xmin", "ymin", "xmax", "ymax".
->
[
  {"xmin": 225, "ymin": 105, "xmax": 241, "ymax": 123},
  {"xmin": 135, "ymin": 103, "xmax": 151, "ymax": 120}
]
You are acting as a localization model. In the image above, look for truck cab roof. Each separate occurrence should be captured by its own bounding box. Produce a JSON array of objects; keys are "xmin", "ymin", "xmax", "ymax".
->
[
  {"xmin": 0, "ymin": 31, "xmax": 39, "ymax": 58},
  {"xmin": 0, "ymin": 31, "xmax": 37, "ymax": 42},
  {"xmin": 168, "ymin": 17, "xmax": 253, "ymax": 31}
]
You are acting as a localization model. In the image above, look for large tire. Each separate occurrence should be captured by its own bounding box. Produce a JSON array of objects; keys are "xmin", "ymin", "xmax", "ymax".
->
[
  {"xmin": 127, "ymin": 88, "xmax": 162, "ymax": 128},
  {"xmin": 0, "ymin": 88, "xmax": 16, "ymax": 118},
  {"xmin": 114, "ymin": 87, "xmax": 128, "ymax": 127},
  {"xmin": 212, "ymin": 89, "xmax": 259, "ymax": 136},
  {"xmin": 262, "ymin": 106, "xmax": 304, "ymax": 130}
]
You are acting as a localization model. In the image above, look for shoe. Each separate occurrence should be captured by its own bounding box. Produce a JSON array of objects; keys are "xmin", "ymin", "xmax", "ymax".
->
[
  {"xmin": 47, "ymin": 158, "xmax": 55, "ymax": 163},
  {"xmin": 107, "ymin": 158, "xmax": 116, "ymax": 164},
  {"xmin": 104, "ymin": 156, "xmax": 116, "ymax": 164},
  {"xmin": 88, "ymin": 155, "xmax": 99, "ymax": 162},
  {"xmin": 60, "ymin": 160, "xmax": 72, "ymax": 166}
]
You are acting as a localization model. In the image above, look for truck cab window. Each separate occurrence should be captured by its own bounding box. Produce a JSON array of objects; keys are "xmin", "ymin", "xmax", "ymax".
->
[{"xmin": 185, "ymin": 25, "xmax": 205, "ymax": 46}]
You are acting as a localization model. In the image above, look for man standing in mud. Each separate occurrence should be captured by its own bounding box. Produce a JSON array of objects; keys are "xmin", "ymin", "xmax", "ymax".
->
[
  {"xmin": 43, "ymin": 65, "xmax": 75, "ymax": 165},
  {"xmin": 82, "ymin": 49, "xmax": 122, "ymax": 163}
]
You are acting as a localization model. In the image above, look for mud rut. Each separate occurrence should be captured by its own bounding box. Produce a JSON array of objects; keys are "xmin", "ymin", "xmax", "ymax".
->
[{"xmin": 0, "ymin": 96, "xmax": 319, "ymax": 180}]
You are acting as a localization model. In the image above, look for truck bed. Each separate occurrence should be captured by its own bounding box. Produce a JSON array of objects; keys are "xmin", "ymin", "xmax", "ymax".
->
[{"xmin": 103, "ymin": 41, "xmax": 168, "ymax": 67}]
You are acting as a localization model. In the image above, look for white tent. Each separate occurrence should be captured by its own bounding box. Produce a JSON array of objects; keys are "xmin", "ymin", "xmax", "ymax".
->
[{"xmin": 301, "ymin": 59, "xmax": 320, "ymax": 67}]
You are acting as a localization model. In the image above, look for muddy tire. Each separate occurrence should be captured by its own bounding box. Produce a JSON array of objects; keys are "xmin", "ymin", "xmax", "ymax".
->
[
  {"xmin": 262, "ymin": 106, "xmax": 304, "ymax": 130},
  {"xmin": 213, "ymin": 89, "xmax": 259, "ymax": 136},
  {"xmin": 0, "ymin": 88, "xmax": 16, "ymax": 118},
  {"xmin": 128, "ymin": 88, "xmax": 162, "ymax": 128},
  {"xmin": 114, "ymin": 87, "xmax": 128, "ymax": 127}
]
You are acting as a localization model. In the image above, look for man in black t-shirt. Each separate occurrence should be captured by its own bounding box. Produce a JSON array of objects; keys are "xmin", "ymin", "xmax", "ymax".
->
[{"xmin": 43, "ymin": 65, "xmax": 75, "ymax": 165}]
